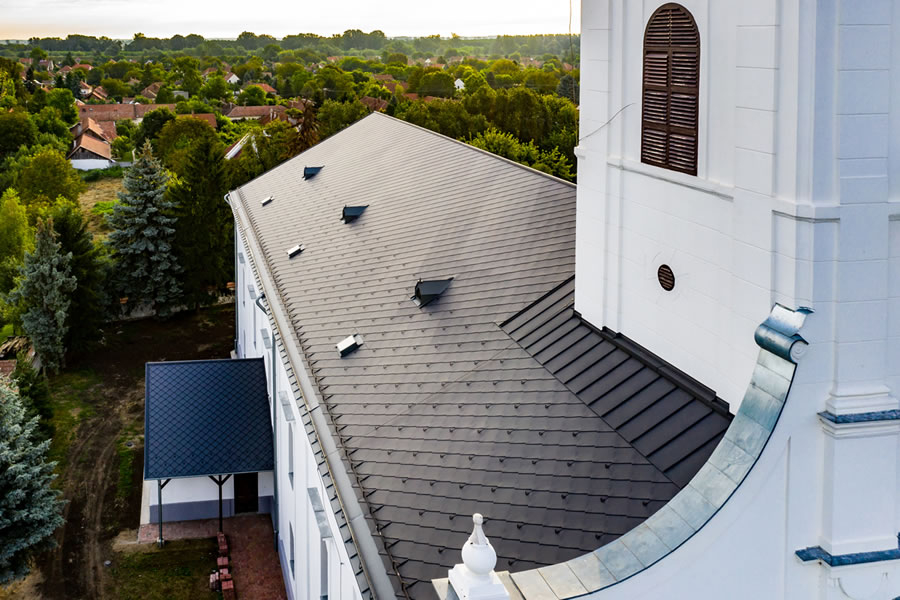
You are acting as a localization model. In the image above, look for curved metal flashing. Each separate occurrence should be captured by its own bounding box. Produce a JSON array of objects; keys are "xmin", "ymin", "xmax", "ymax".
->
[{"xmin": 498, "ymin": 304, "xmax": 812, "ymax": 600}]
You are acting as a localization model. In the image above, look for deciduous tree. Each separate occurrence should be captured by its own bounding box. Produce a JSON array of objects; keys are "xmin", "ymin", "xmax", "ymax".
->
[
  {"xmin": 156, "ymin": 116, "xmax": 219, "ymax": 176},
  {"xmin": 0, "ymin": 190, "xmax": 31, "ymax": 329},
  {"xmin": 16, "ymin": 148, "xmax": 85, "ymax": 215},
  {"xmin": 45, "ymin": 88, "xmax": 77, "ymax": 125},
  {"xmin": 133, "ymin": 107, "xmax": 175, "ymax": 149},
  {"xmin": 316, "ymin": 99, "xmax": 368, "ymax": 139},
  {"xmin": 0, "ymin": 112, "xmax": 37, "ymax": 157},
  {"xmin": 237, "ymin": 84, "xmax": 267, "ymax": 106}
]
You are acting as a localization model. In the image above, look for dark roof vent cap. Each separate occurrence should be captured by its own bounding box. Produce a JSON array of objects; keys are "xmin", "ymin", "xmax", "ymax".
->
[
  {"xmin": 342, "ymin": 205, "xmax": 368, "ymax": 223},
  {"xmin": 413, "ymin": 278, "xmax": 453, "ymax": 308},
  {"xmin": 337, "ymin": 334, "xmax": 364, "ymax": 357},
  {"xmin": 261, "ymin": 195, "xmax": 274, "ymax": 206},
  {"xmin": 286, "ymin": 244, "xmax": 304, "ymax": 258},
  {"xmin": 303, "ymin": 166, "xmax": 323, "ymax": 180}
]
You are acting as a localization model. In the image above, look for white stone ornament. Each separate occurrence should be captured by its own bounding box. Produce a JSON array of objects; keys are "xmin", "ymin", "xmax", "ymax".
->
[{"xmin": 448, "ymin": 514, "xmax": 510, "ymax": 600}]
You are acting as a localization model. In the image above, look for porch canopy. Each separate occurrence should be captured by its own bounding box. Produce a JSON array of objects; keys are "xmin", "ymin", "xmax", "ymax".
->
[{"xmin": 144, "ymin": 358, "xmax": 274, "ymax": 538}]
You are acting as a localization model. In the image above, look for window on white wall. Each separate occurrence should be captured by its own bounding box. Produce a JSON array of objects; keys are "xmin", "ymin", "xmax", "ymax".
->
[
  {"xmin": 288, "ymin": 424, "xmax": 294, "ymax": 487},
  {"xmin": 641, "ymin": 3, "xmax": 701, "ymax": 176},
  {"xmin": 290, "ymin": 522, "xmax": 295, "ymax": 576},
  {"xmin": 320, "ymin": 539, "xmax": 329, "ymax": 600}
]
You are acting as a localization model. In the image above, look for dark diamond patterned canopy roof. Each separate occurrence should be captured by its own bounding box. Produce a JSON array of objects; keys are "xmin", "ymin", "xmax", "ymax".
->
[{"xmin": 144, "ymin": 358, "xmax": 274, "ymax": 479}]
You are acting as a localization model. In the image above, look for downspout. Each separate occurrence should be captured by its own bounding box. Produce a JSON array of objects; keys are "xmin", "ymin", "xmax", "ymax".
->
[
  {"xmin": 256, "ymin": 292, "xmax": 279, "ymax": 549},
  {"xmin": 226, "ymin": 193, "xmax": 239, "ymax": 356}
]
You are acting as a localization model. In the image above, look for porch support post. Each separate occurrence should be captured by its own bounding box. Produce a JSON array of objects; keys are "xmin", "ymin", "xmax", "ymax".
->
[
  {"xmin": 209, "ymin": 474, "xmax": 232, "ymax": 533},
  {"xmin": 157, "ymin": 478, "xmax": 171, "ymax": 547}
]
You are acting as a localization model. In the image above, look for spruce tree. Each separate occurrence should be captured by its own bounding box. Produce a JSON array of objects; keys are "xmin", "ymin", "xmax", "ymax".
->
[
  {"xmin": 51, "ymin": 201, "xmax": 106, "ymax": 350},
  {"xmin": 168, "ymin": 137, "xmax": 232, "ymax": 308},
  {"xmin": 9, "ymin": 219, "xmax": 76, "ymax": 374},
  {"xmin": 107, "ymin": 142, "xmax": 182, "ymax": 316},
  {"xmin": 0, "ymin": 373, "xmax": 64, "ymax": 584}
]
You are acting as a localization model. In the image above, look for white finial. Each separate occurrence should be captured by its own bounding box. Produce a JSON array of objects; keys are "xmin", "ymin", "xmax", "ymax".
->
[
  {"xmin": 447, "ymin": 513, "xmax": 510, "ymax": 600},
  {"xmin": 462, "ymin": 514, "xmax": 496, "ymax": 576},
  {"xmin": 469, "ymin": 513, "xmax": 489, "ymax": 546}
]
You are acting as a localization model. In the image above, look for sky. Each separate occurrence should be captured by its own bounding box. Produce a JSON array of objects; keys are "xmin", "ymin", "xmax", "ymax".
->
[{"xmin": 0, "ymin": 0, "xmax": 580, "ymax": 41}]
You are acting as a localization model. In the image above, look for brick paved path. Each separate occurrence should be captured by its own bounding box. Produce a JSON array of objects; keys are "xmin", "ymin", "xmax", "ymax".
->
[{"xmin": 138, "ymin": 514, "xmax": 286, "ymax": 600}]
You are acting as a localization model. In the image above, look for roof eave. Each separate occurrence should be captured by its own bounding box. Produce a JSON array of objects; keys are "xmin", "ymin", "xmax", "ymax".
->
[{"xmin": 228, "ymin": 189, "xmax": 399, "ymax": 600}]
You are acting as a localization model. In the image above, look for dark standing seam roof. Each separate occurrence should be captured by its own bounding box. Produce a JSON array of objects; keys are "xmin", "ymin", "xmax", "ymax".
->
[
  {"xmin": 230, "ymin": 113, "xmax": 729, "ymax": 598},
  {"xmin": 144, "ymin": 359, "xmax": 274, "ymax": 479},
  {"xmin": 500, "ymin": 277, "xmax": 731, "ymax": 488}
]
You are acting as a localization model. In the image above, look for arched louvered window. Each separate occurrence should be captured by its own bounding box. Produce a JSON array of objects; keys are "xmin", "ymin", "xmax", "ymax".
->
[{"xmin": 641, "ymin": 3, "xmax": 700, "ymax": 176}]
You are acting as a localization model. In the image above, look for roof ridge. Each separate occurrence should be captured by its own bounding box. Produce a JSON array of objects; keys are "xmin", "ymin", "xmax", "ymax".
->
[
  {"xmin": 592, "ymin": 325, "xmax": 730, "ymax": 415},
  {"xmin": 499, "ymin": 275, "xmax": 576, "ymax": 329},
  {"xmin": 367, "ymin": 112, "xmax": 578, "ymax": 189}
]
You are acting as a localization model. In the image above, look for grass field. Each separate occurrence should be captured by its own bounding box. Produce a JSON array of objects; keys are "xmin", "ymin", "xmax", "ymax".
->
[
  {"xmin": 106, "ymin": 538, "xmax": 221, "ymax": 600},
  {"xmin": 80, "ymin": 179, "xmax": 124, "ymax": 237},
  {"xmin": 0, "ymin": 305, "xmax": 237, "ymax": 600}
]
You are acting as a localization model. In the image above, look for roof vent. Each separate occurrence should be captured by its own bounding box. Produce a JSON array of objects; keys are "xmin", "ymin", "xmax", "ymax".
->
[
  {"xmin": 261, "ymin": 195, "xmax": 274, "ymax": 206},
  {"xmin": 342, "ymin": 205, "xmax": 368, "ymax": 223},
  {"xmin": 336, "ymin": 333, "xmax": 364, "ymax": 357},
  {"xmin": 303, "ymin": 166, "xmax": 323, "ymax": 180},
  {"xmin": 412, "ymin": 278, "xmax": 453, "ymax": 307},
  {"xmin": 286, "ymin": 244, "xmax": 304, "ymax": 258}
]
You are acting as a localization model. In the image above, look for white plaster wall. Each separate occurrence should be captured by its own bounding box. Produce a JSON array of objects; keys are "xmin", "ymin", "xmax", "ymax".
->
[
  {"xmin": 573, "ymin": 1, "xmax": 900, "ymax": 598},
  {"xmin": 576, "ymin": 0, "xmax": 900, "ymax": 410},
  {"xmin": 149, "ymin": 476, "xmax": 230, "ymax": 506},
  {"xmin": 70, "ymin": 158, "xmax": 113, "ymax": 170},
  {"xmin": 236, "ymin": 225, "xmax": 364, "ymax": 600}
]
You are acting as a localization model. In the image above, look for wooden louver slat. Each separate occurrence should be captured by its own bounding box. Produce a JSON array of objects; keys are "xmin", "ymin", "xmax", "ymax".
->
[{"xmin": 641, "ymin": 3, "xmax": 700, "ymax": 176}]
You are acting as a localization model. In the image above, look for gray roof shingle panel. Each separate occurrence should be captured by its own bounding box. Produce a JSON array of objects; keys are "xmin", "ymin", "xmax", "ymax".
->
[
  {"xmin": 144, "ymin": 359, "xmax": 274, "ymax": 479},
  {"xmin": 501, "ymin": 277, "xmax": 732, "ymax": 488},
  {"xmin": 231, "ymin": 114, "xmax": 728, "ymax": 597}
]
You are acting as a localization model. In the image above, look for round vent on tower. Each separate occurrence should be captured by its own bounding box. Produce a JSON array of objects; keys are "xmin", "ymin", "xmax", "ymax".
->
[{"xmin": 657, "ymin": 264, "xmax": 675, "ymax": 291}]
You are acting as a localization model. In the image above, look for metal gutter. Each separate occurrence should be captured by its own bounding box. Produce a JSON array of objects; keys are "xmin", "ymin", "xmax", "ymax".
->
[{"xmin": 230, "ymin": 189, "xmax": 396, "ymax": 600}]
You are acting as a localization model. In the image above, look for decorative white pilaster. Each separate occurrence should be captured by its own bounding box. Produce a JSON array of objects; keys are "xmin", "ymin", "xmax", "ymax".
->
[{"xmin": 446, "ymin": 514, "xmax": 510, "ymax": 600}]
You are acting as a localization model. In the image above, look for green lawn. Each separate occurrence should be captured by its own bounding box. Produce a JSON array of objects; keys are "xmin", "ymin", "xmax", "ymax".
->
[
  {"xmin": 107, "ymin": 539, "xmax": 221, "ymax": 600},
  {"xmin": 116, "ymin": 422, "xmax": 142, "ymax": 502},
  {"xmin": 45, "ymin": 370, "xmax": 100, "ymax": 470}
]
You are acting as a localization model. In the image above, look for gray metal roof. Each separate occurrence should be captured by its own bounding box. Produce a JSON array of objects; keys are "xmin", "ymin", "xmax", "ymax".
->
[
  {"xmin": 230, "ymin": 113, "xmax": 730, "ymax": 598},
  {"xmin": 144, "ymin": 359, "xmax": 274, "ymax": 480}
]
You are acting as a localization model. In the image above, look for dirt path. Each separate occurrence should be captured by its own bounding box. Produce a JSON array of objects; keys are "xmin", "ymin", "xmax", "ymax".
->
[
  {"xmin": 34, "ymin": 306, "xmax": 235, "ymax": 600},
  {"xmin": 42, "ymin": 397, "xmax": 124, "ymax": 599}
]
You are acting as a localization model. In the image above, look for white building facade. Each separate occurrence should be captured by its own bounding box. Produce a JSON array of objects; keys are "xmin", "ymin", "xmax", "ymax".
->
[
  {"xmin": 221, "ymin": 2, "xmax": 900, "ymax": 597},
  {"xmin": 233, "ymin": 229, "xmax": 365, "ymax": 600},
  {"xmin": 512, "ymin": 0, "xmax": 900, "ymax": 598}
]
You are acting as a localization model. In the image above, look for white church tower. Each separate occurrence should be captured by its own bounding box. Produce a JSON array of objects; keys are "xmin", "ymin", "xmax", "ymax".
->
[{"xmin": 569, "ymin": 0, "xmax": 900, "ymax": 598}]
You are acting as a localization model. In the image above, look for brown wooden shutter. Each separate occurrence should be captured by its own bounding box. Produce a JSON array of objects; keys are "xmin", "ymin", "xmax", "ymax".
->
[{"xmin": 641, "ymin": 4, "xmax": 700, "ymax": 176}]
